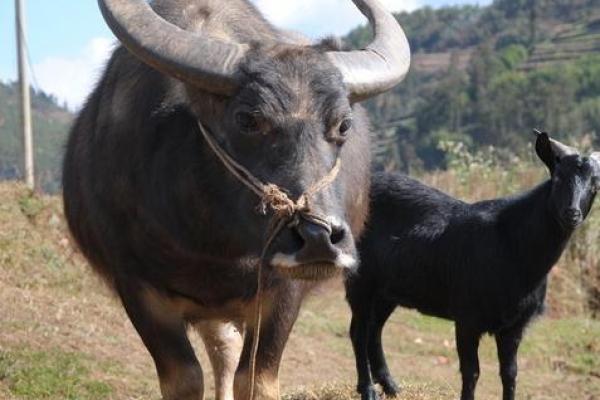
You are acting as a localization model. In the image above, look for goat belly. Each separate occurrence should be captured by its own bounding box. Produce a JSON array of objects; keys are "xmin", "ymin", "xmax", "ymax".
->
[{"xmin": 386, "ymin": 272, "xmax": 453, "ymax": 320}]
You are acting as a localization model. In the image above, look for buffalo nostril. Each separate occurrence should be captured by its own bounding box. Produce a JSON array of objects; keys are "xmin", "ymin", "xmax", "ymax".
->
[
  {"xmin": 290, "ymin": 227, "xmax": 305, "ymax": 253},
  {"xmin": 330, "ymin": 225, "xmax": 346, "ymax": 245},
  {"xmin": 295, "ymin": 221, "xmax": 332, "ymax": 245}
]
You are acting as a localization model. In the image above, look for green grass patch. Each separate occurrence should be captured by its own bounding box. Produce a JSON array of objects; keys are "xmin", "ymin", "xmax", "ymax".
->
[
  {"xmin": 522, "ymin": 318, "xmax": 600, "ymax": 375},
  {"xmin": 17, "ymin": 193, "xmax": 45, "ymax": 220},
  {"xmin": 399, "ymin": 310, "xmax": 453, "ymax": 335},
  {"xmin": 0, "ymin": 349, "xmax": 112, "ymax": 400}
]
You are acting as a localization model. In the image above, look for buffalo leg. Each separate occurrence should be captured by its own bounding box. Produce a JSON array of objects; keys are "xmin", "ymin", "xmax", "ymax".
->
[
  {"xmin": 455, "ymin": 324, "xmax": 481, "ymax": 400},
  {"xmin": 196, "ymin": 320, "xmax": 244, "ymax": 400},
  {"xmin": 367, "ymin": 297, "xmax": 398, "ymax": 396},
  {"xmin": 234, "ymin": 283, "xmax": 303, "ymax": 400},
  {"xmin": 495, "ymin": 324, "xmax": 524, "ymax": 400},
  {"xmin": 116, "ymin": 280, "xmax": 204, "ymax": 400}
]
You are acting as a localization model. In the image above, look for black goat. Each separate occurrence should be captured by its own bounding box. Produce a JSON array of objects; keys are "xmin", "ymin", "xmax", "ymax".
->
[{"xmin": 346, "ymin": 131, "xmax": 600, "ymax": 400}]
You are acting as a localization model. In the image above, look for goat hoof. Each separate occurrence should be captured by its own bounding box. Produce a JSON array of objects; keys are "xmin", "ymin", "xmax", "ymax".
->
[
  {"xmin": 358, "ymin": 385, "xmax": 379, "ymax": 400},
  {"xmin": 377, "ymin": 376, "xmax": 400, "ymax": 397}
]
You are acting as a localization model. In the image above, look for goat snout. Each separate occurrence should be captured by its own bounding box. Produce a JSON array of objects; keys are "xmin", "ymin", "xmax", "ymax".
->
[{"xmin": 562, "ymin": 208, "xmax": 583, "ymax": 227}]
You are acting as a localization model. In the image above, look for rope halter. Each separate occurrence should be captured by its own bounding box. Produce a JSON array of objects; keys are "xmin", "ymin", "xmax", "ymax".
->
[
  {"xmin": 197, "ymin": 121, "xmax": 341, "ymax": 232},
  {"xmin": 196, "ymin": 121, "xmax": 342, "ymax": 400}
]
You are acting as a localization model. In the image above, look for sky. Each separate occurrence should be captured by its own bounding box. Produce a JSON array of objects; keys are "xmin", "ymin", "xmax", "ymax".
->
[{"xmin": 0, "ymin": 0, "xmax": 491, "ymax": 110}]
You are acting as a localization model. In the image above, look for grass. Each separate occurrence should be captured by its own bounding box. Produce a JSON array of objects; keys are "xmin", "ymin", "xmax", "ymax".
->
[
  {"xmin": 0, "ymin": 349, "xmax": 111, "ymax": 400},
  {"xmin": 0, "ymin": 178, "xmax": 599, "ymax": 399}
]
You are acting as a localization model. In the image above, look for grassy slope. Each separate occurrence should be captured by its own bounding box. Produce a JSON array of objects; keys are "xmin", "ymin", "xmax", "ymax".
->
[{"xmin": 0, "ymin": 181, "xmax": 599, "ymax": 399}]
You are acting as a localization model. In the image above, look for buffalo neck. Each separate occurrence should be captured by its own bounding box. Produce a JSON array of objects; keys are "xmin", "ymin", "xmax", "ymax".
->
[{"xmin": 497, "ymin": 180, "xmax": 572, "ymax": 289}]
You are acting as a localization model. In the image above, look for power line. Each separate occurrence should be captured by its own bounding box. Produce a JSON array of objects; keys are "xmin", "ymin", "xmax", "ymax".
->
[{"xmin": 15, "ymin": 9, "xmax": 40, "ymax": 91}]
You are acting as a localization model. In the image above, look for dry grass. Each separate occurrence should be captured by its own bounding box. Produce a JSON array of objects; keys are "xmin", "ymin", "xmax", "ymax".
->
[{"xmin": 0, "ymin": 179, "xmax": 599, "ymax": 399}]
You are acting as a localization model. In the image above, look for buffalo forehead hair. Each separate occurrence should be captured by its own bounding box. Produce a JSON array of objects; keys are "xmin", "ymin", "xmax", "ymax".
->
[{"xmin": 238, "ymin": 45, "xmax": 349, "ymax": 126}]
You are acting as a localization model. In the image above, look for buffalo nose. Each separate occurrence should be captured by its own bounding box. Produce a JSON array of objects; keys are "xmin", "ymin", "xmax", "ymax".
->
[{"xmin": 293, "ymin": 220, "xmax": 346, "ymax": 264}]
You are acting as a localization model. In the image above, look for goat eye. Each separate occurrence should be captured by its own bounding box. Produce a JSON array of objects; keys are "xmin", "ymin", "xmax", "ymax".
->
[
  {"xmin": 339, "ymin": 118, "xmax": 353, "ymax": 136},
  {"xmin": 236, "ymin": 111, "xmax": 260, "ymax": 133}
]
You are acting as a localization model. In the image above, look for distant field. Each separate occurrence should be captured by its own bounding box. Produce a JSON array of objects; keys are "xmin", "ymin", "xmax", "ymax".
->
[{"xmin": 0, "ymin": 181, "xmax": 599, "ymax": 399}]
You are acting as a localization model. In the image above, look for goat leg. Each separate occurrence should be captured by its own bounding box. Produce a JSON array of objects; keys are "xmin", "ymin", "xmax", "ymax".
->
[
  {"xmin": 495, "ymin": 325, "xmax": 524, "ymax": 400},
  {"xmin": 456, "ymin": 323, "xmax": 481, "ymax": 400}
]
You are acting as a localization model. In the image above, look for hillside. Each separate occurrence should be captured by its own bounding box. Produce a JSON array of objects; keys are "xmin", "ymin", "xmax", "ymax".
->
[
  {"xmin": 524, "ymin": 11, "xmax": 600, "ymax": 68},
  {"xmin": 0, "ymin": 82, "xmax": 73, "ymax": 193},
  {"xmin": 345, "ymin": 0, "xmax": 600, "ymax": 171},
  {"xmin": 347, "ymin": 0, "xmax": 600, "ymax": 70}
]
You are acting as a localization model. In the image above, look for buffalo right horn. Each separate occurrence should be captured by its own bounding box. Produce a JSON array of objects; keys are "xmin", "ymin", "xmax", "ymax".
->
[{"xmin": 97, "ymin": 0, "xmax": 248, "ymax": 95}]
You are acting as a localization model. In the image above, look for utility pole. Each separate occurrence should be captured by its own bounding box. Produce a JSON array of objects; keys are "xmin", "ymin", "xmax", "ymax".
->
[{"xmin": 15, "ymin": 0, "xmax": 35, "ymax": 190}]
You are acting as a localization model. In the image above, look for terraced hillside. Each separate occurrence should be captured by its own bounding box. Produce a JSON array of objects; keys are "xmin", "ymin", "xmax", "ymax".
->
[
  {"xmin": 524, "ymin": 12, "xmax": 600, "ymax": 69},
  {"xmin": 404, "ymin": 11, "xmax": 600, "ymax": 74}
]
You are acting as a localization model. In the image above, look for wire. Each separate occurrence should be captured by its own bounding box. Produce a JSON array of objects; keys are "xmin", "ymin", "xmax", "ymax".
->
[{"xmin": 16, "ymin": 16, "xmax": 41, "ymax": 92}]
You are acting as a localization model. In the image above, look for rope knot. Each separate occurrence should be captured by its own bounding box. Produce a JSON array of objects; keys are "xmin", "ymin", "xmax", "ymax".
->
[{"xmin": 258, "ymin": 184, "xmax": 313, "ymax": 222}]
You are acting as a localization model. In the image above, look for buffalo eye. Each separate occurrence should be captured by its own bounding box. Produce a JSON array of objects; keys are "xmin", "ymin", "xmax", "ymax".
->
[
  {"xmin": 339, "ymin": 118, "xmax": 353, "ymax": 136},
  {"xmin": 236, "ymin": 111, "xmax": 260, "ymax": 133}
]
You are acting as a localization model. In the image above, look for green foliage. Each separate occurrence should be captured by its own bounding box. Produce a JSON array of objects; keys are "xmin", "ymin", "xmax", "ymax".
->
[
  {"xmin": 346, "ymin": 5, "xmax": 485, "ymax": 52},
  {"xmin": 345, "ymin": 0, "xmax": 600, "ymax": 54},
  {"xmin": 18, "ymin": 191, "xmax": 45, "ymax": 220},
  {"xmin": 345, "ymin": 1, "xmax": 600, "ymax": 172},
  {"xmin": 498, "ymin": 44, "xmax": 529, "ymax": 69},
  {"xmin": 0, "ymin": 82, "xmax": 73, "ymax": 193},
  {"xmin": 363, "ymin": 47, "xmax": 600, "ymax": 172}
]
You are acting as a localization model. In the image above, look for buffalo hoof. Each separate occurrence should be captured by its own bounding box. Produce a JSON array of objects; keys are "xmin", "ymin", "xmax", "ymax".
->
[
  {"xmin": 358, "ymin": 384, "xmax": 380, "ymax": 400},
  {"xmin": 375, "ymin": 374, "xmax": 400, "ymax": 397}
]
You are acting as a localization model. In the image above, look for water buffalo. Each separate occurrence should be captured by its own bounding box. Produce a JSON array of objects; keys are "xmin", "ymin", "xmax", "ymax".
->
[{"xmin": 62, "ymin": 0, "xmax": 411, "ymax": 399}]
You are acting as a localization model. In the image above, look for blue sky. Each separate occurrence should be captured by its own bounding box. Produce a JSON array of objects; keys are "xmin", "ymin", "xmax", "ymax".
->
[{"xmin": 0, "ymin": 0, "xmax": 491, "ymax": 109}]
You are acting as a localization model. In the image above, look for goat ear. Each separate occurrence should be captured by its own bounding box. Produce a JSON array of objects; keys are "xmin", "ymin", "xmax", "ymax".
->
[
  {"xmin": 534, "ymin": 130, "xmax": 556, "ymax": 173},
  {"xmin": 549, "ymin": 138, "xmax": 578, "ymax": 159},
  {"xmin": 534, "ymin": 130, "xmax": 579, "ymax": 172},
  {"xmin": 591, "ymin": 152, "xmax": 600, "ymax": 184},
  {"xmin": 591, "ymin": 152, "xmax": 600, "ymax": 167}
]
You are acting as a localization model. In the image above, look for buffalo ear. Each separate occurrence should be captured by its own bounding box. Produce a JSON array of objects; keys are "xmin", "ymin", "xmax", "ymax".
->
[{"xmin": 534, "ymin": 130, "xmax": 556, "ymax": 173}]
